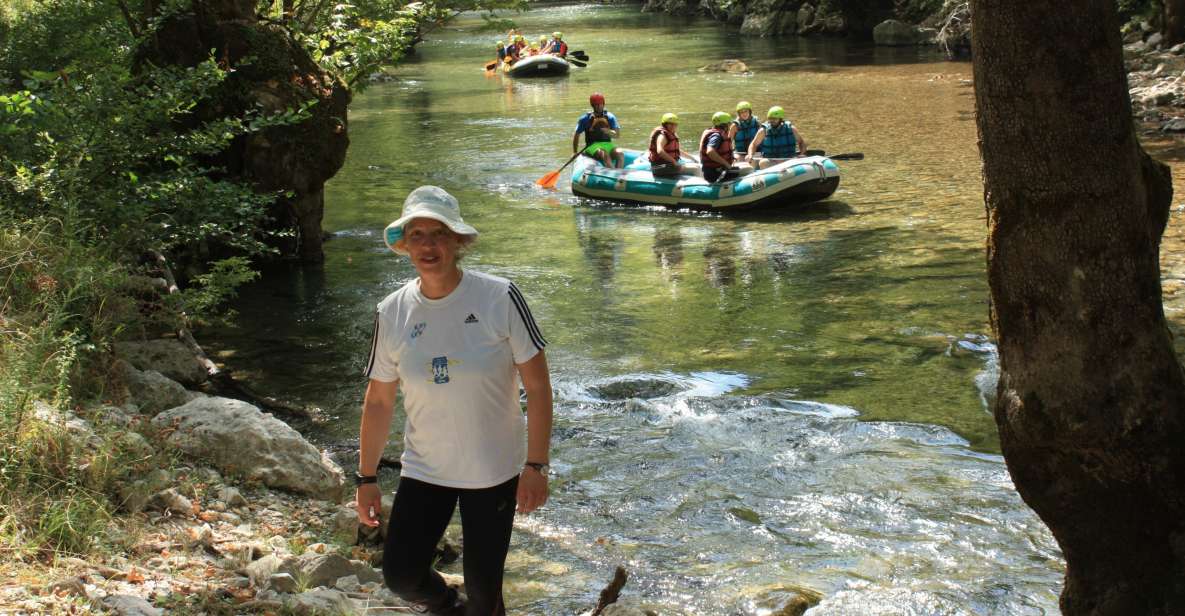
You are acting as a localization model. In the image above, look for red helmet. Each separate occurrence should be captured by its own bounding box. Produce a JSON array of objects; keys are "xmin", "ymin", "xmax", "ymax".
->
[{"xmin": 589, "ymin": 93, "xmax": 606, "ymax": 107}]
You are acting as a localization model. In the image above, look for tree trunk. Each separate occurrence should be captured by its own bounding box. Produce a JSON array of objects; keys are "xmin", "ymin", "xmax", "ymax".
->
[
  {"xmin": 137, "ymin": 0, "xmax": 349, "ymax": 263},
  {"xmin": 1166, "ymin": 0, "xmax": 1185, "ymax": 46},
  {"xmin": 971, "ymin": 1, "xmax": 1185, "ymax": 614}
]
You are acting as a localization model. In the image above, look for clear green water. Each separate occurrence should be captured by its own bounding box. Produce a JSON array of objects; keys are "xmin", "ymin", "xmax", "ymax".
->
[{"xmin": 206, "ymin": 4, "xmax": 1065, "ymax": 613}]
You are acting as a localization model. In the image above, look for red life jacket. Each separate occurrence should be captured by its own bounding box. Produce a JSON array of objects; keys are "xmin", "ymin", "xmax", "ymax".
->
[
  {"xmin": 699, "ymin": 127, "xmax": 734, "ymax": 168},
  {"xmin": 648, "ymin": 127, "xmax": 680, "ymax": 164}
]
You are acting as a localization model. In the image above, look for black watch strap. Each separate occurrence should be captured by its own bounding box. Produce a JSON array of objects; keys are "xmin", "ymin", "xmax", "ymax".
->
[
  {"xmin": 524, "ymin": 462, "xmax": 550, "ymax": 475},
  {"xmin": 354, "ymin": 472, "xmax": 378, "ymax": 486}
]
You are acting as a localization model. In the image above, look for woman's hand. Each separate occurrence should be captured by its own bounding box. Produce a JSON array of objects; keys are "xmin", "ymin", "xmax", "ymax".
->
[
  {"xmin": 516, "ymin": 467, "xmax": 549, "ymax": 514},
  {"xmin": 356, "ymin": 483, "xmax": 383, "ymax": 527}
]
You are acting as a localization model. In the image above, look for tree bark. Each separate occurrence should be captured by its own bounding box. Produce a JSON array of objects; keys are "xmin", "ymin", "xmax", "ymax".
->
[
  {"xmin": 1166, "ymin": 0, "xmax": 1185, "ymax": 46},
  {"xmin": 971, "ymin": 1, "xmax": 1185, "ymax": 613}
]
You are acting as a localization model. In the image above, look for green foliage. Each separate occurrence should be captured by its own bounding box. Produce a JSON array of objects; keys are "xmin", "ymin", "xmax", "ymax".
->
[
  {"xmin": 0, "ymin": 224, "xmax": 150, "ymax": 559},
  {"xmin": 172, "ymin": 257, "xmax": 261, "ymax": 326},
  {"xmin": 0, "ymin": 59, "xmax": 312, "ymax": 257},
  {"xmin": 278, "ymin": 0, "xmax": 526, "ymax": 89}
]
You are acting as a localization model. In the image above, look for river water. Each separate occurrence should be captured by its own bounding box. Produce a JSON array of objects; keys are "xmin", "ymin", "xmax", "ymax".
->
[{"xmin": 201, "ymin": 4, "xmax": 1090, "ymax": 613}]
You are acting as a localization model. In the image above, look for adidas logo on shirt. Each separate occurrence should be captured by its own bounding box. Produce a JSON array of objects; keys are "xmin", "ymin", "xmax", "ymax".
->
[{"xmin": 464, "ymin": 313, "xmax": 479, "ymax": 324}]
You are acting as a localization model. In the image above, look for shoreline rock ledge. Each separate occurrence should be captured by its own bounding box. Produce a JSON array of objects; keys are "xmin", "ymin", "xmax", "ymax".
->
[{"xmin": 152, "ymin": 396, "xmax": 346, "ymax": 501}]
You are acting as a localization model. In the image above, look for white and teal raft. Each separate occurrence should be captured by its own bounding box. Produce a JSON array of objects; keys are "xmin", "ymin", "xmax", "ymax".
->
[{"xmin": 570, "ymin": 149, "xmax": 840, "ymax": 212}]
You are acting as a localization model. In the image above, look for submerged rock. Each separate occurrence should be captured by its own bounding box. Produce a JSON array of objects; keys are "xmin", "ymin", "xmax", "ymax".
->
[
  {"xmin": 590, "ymin": 377, "xmax": 682, "ymax": 400},
  {"xmin": 152, "ymin": 397, "xmax": 345, "ymax": 501},
  {"xmin": 698, "ymin": 59, "xmax": 750, "ymax": 74}
]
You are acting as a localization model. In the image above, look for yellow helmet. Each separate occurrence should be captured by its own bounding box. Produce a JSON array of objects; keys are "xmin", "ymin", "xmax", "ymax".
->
[
  {"xmin": 711, "ymin": 111, "xmax": 732, "ymax": 126},
  {"xmin": 767, "ymin": 105, "xmax": 786, "ymax": 120},
  {"xmin": 553, "ymin": 32, "xmax": 563, "ymax": 39},
  {"xmin": 736, "ymin": 101, "xmax": 752, "ymax": 113},
  {"xmin": 661, "ymin": 112, "xmax": 679, "ymax": 124}
]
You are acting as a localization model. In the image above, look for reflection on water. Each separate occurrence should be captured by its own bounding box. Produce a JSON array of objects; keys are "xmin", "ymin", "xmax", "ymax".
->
[{"xmin": 203, "ymin": 3, "xmax": 1078, "ymax": 613}]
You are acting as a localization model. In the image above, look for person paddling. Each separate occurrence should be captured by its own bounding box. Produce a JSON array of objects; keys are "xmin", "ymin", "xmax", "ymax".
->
[
  {"xmin": 700, "ymin": 111, "xmax": 737, "ymax": 183},
  {"xmin": 648, "ymin": 113, "xmax": 697, "ymax": 177},
  {"xmin": 573, "ymin": 92, "xmax": 624, "ymax": 169},
  {"xmin": 748, "ymin": 106, "xmax": 805, "ymax": 169},
  {"xmin": 548, "ymin": 32, "xmax": 568, "ymax": 57},
  {"xmin": 729, "ymin": 101, "xmax": 759, "ymax": 162}
]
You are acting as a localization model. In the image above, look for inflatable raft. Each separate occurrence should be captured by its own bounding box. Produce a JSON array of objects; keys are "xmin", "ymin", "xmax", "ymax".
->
[
  {"xmin": 570, "ymin": 149, "xmax": 840, "ymax": 212},
  {"xmin": 505, "ymin": 54, "xmax": 570, "ymax": 77}
]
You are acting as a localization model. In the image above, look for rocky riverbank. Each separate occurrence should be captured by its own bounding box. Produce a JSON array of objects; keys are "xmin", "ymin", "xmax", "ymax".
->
[{"xmin": 0, "ymin": 338, "xmax": 675, "ymax": 615}]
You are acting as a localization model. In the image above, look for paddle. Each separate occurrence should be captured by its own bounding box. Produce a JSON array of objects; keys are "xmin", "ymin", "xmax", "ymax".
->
[
  {"xmin": 536, "ymin": 151, "xmax": 585, "ymax": 189},
  {"xmin": 804, "ymin": 149, "xmax": 864, "ymax": 160},
  {"xmin": 484, "ymin": 59, "xmax": 498, "ymax": 71},
  {"xmin": 568, "ymin": 57, "xmax": 588, "ymax": 68},
  {"xmin": 569, "ymin": 50, "xmax": 589, "ymax": 60}
]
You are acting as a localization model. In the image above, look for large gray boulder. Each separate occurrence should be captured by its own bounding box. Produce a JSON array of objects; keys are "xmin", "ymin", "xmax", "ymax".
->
[
  {"xmin": 115, "ymin": 360, "xmax": 191, "ymax": 415},
  {"xmin": 873, "ymin": 19, "xmax": 929, "ymax": 46},
  {"xmin": 115, "ymin": 339, "xmax": 208, "ymax": 386},
  {"xmin": 152, "ymin": 397, "xmax": 345, "ymax": 501}
]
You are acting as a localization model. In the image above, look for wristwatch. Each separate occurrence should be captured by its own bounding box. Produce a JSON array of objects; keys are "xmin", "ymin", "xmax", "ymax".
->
[
  {"xmin": 353, "ymin": 472, "xmax": 378, "ymax": 487},
  {"xmin": 524, "ymin": 462, "xmax": 550, "ymax": 476}
]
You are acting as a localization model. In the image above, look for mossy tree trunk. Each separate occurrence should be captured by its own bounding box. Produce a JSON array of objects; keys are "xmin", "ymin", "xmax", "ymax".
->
[
  {"xmin": 971, "ymin": 0, "xmax": 1185, "ymax": 613},
  {"xmin": 138, "ymin": 0, "xmax": 349, "ymax": 263}
]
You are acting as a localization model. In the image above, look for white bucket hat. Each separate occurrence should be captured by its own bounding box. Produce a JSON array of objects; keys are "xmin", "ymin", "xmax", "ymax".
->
[{"xmin": 383, "ymin": 186, "xmax": 479, "ymax": 255}]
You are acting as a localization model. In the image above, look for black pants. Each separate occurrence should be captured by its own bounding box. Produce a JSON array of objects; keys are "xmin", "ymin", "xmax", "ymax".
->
[{"xmin": 383, "ymin": 476, "xmax": 518, "ymax": 615}]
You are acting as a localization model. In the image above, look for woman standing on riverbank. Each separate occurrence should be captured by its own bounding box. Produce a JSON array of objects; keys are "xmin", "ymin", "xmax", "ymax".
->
[{"xmin": 355, "ymin": 185, "xmax": 553, "ymax": 615}]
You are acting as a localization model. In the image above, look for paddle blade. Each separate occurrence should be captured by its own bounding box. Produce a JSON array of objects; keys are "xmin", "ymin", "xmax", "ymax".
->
[
  {"xmin": 830, "ymin": 152, "xmax": 864, "ymax": 160},
  {"xmin": 484, "ymin": 61, "xmax": 497, "ymax": 71},
  {"xmin": 569, "ymin": 58, "xmax": 587, "ymax": 68},
  {"xmin": 536, "ymin": 170, "xmax": 562, "ymax": 189}
]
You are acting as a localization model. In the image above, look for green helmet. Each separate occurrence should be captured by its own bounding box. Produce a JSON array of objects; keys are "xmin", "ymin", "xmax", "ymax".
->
[
  {"xmin": 540, "ymin": 35, "xmax": 548, "ymax": 44},
  {"xmin": 553, "ymin": 31, "xmax": 563, "ymax": 39},
  {"xmin": 515, "ymin": 34, "xmax": 525, "ymax": 42},
  {"xmin": 661, "ymin": 112, "xmax": 679, "ymax": 124},
  {"xmin": 496, "ymin": 40, "xmax": 505, "ymax": 46},
  {"xmin": 736, "ymin": 101, "xmax": 752, "ymax": 113},
  {"xmin": 767, "ymin": 106, "xmax": 785, "ymax": 120},
  {"xmin": 712, "ymin": 111, "xmax": 732, "ymax": 126}
]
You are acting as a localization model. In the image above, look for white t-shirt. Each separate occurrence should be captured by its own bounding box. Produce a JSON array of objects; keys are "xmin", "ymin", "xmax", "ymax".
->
[{"xmin": 364, "ymin": 269, "xmax": 547, "ymax": 489}]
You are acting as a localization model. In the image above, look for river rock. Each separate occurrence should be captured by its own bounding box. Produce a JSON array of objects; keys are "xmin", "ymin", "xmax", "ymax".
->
[
  {"xmin": 149, "ymin": 488, "xmax": 193, "ymax": 515},
  {"xmin": 1164, "ymin": 118, "xmax": 1185, "ymax": 132},
  {"xmin": 219, "ymin": 486, "xmax": 249, "ymax": 508},
  {"xmin": 285, "ymin": 589, "xmax": 356, "ymax": 615},
  {"xmin": 749, "ymin": 585, "xmax": 824, "ymax": 616},
  {"xmin": 152, "ymin": 397, "xmax": 345, "ymax": 501},
  {"xmin": 115, "ymin": 339, "xmax": 208, "ymax": 386},
  {"xmin": 45, "ymin": 576, "xmax": 87, "ymax": 597},
  {"xmin": 269, "ymin": 572, "xmax": 299, "ymax": 593},
  {"xmin": 698, "ymin": 59, "xmax": 749, "ymax": 73},
  {"xmin": 873, "ymin": 19, "xmax": 927, "ymax": 46},
  {"xmin": 115, "ymin": 360, "xmax": 190, "ymax": 415},
  {"xmin": 248, "ymin": 552, "xmax": 380, "ymax": 590},
  {"xmin": 100, "ymin": 594, "xmax": 163, "ymax": 616},
  {"xmin": 31, "ymin": 401, "xmax": 100, "ymax": 448}
]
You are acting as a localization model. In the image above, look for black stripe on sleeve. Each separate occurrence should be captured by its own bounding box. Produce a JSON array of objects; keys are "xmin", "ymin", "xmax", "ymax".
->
[
  {"xmin": 364, "ymin": 311, "xmax": 380, "ymax": 377},
  {"xmin": 508, "ymin": 283, "xmax": 547, "ymax": 351}
]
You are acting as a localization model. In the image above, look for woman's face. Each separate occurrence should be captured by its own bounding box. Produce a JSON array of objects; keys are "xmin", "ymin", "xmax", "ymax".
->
[{"xmin": 404, "ymin": 218, "xmax": 460, "ymax": 275}]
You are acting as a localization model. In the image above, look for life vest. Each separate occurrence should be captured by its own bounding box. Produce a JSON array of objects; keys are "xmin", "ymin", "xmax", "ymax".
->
[
  {"xmin": 758, "ymin": 121, "xmax": 796, "ymax": 158},
  {"xmin": 503, "ymin": 44, "xmax": 519, "ymax": 60},
  {"xmin": 549, "ymin": 40, "xmax": 568, "ymax": 55},
  {"xmin": 579, "ymin": 112, "xmax": 615, "ymax": 146},
  {"xmin": 648, "ymin": 127, "xmax": 680, "ymax": 164},
  {"xmin": 699, "ymin": 127, "xmax": 734, "ymax": 168},
  {"xmin": 732, "ymin": 116, "xmax": 759, "ymax": 154}
]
